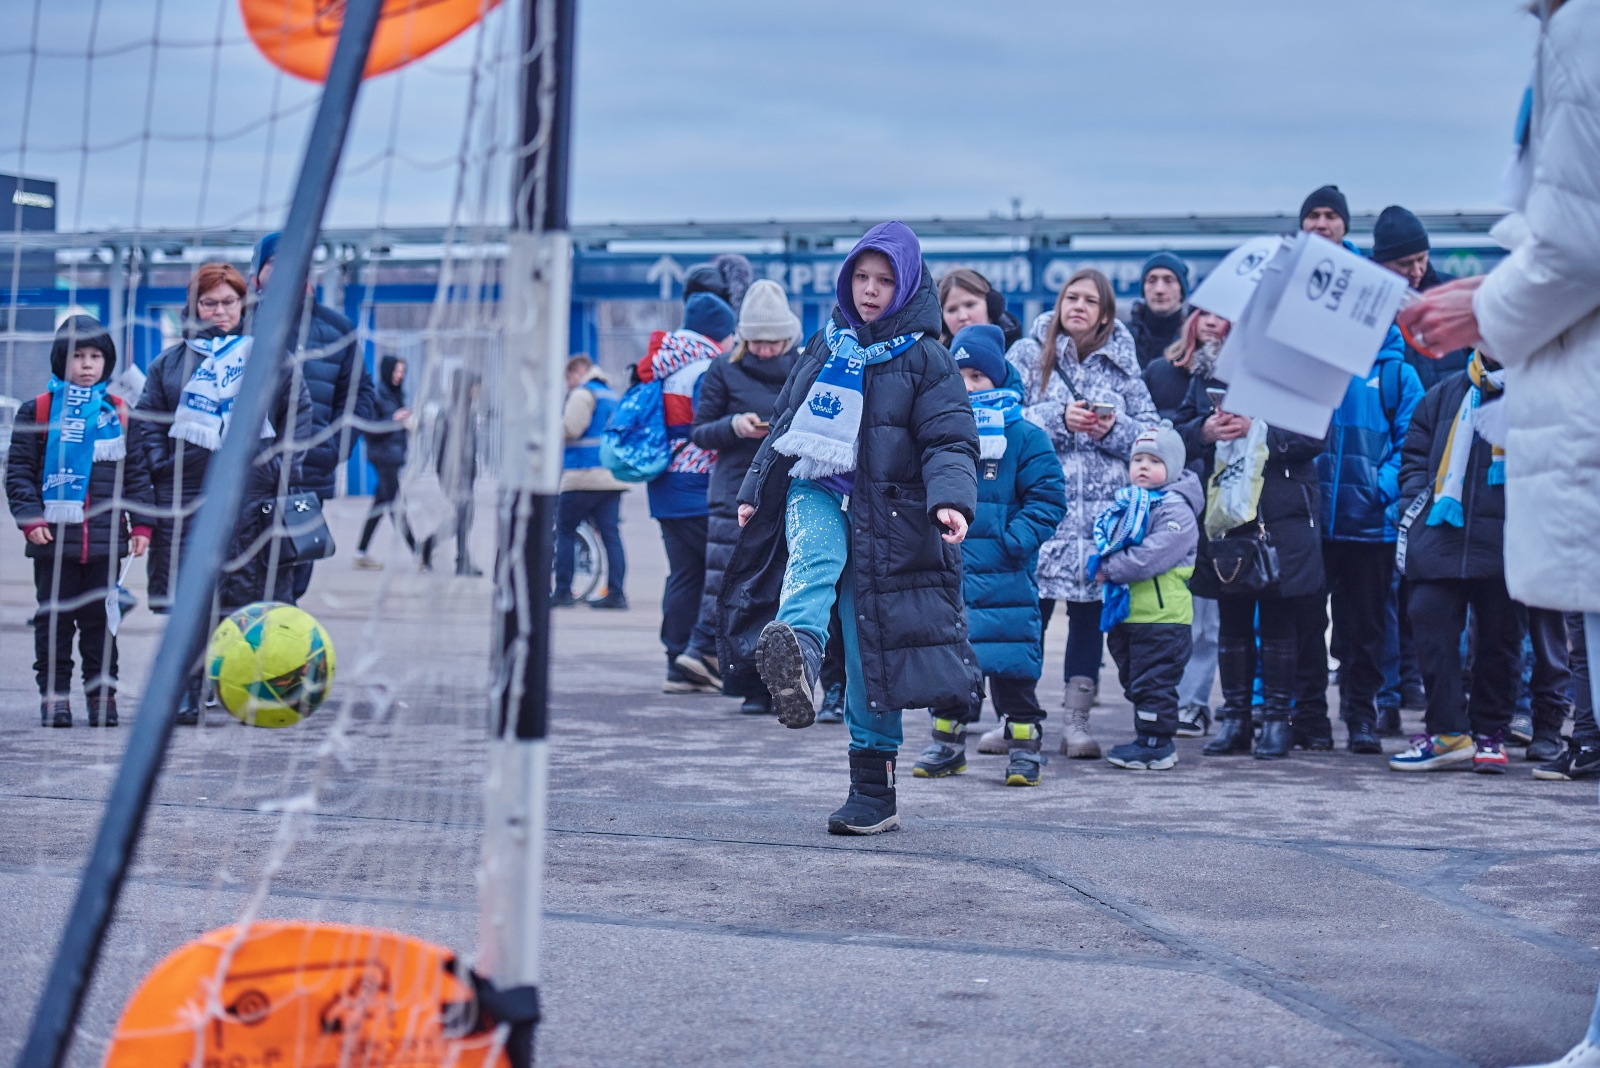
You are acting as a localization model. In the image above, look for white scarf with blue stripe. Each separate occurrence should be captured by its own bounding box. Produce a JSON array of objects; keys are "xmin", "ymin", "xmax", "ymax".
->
[
  {"xmin": 170, "ymin": 335, "xmax": 275, "ymax": 451},
  {"xmin": 772, "ymin": 319, "xmax": 921, "ymax": 479}
]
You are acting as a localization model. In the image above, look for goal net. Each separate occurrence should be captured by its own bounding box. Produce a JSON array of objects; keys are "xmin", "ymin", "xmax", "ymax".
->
[{"xmin": 2, "ymin": 0, "xmax": 539, "ymax": 1061}]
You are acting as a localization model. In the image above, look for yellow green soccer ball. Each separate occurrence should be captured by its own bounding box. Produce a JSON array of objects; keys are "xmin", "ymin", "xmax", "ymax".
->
[{"xmin": 206, "ymin": 602, "xmax": 336, "ymax": 728}]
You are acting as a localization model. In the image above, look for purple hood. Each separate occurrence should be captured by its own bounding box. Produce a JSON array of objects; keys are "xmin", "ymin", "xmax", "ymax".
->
[{"xmin": 835, "ymin": 221, "xmax": 923, "ymax": 329}]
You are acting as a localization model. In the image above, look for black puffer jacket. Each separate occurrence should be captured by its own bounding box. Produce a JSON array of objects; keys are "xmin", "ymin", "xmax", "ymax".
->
[
  {"xmin": 692, "ymin": 343, "xmax": 797, "ymax": 691},
  {"xmin": 289, "ymin": 301, "xmax": 376, "ymax": 498},
  {"xmin": 1175, "ymin": 373, "xmax": 1327, "ymax": 600},
  {"xmin": 5, "ymin": 396, "xmax": 156, "ymax": 561},
  {"xmin": 1397, "ymin": 372, "xmax": 1505, "ymax": 582},
  {"xmin": 365, "ymin": 356, "xmax": 408, "ymax": 469},
  {"xmin": 1127, "ymin": 300, "xmax": 1186, "ymax": 371},
  {"xmin": 721, "ymin": 267, "xmax": 980, "ymax": 713},
  {"xmin": 132, "ymin": 336, "xmax": 315, "ymax": 608}
]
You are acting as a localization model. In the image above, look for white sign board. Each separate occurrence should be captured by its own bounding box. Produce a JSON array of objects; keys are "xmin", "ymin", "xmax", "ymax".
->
[
  {"xmin": 1188, "ymin": 235, "xmax": 1288, "ymax": 323},
  {"xmin": 1264, "ymin": 233, "xmax": 1407, "ymax": 375}
]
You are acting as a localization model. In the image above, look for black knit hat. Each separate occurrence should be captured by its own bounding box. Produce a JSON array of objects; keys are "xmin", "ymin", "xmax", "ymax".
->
[
  {"xmin": 1371, "ymin": 205, "xmax": 1430, "ymax": 264},
  {"xmin": 50, "ymin": 314, "xmax": 116, "ymax": 383},
  {"xmin": 1299, "ymin": 185, "xmax": 1350, "ymax": 230}
]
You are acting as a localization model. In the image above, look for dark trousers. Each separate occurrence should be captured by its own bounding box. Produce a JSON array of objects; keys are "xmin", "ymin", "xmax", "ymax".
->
[
  {"xmin": 1294, "ymin": 592, "xmax": 1332, "ymax": 732},
  {"xmin": 358, "ymin": 463, "xmax": 414, "ymax": 553},
  {"xmin": 1039, "ymin": 598, "xmax": 1105, "ymax": 682},
  {"xmin": 1523, "ymin": 606, "xmax": 1573, "ymax": 740},
  {"xmin": 821, "ymin": 599, "xmax": 846, "ymax": 690},
  {"xmin": 1569, "ymin": 613, "xmax": 1600, "ymax": 749},
  {"xmin": 657, "ymin": 515, "xmax": 708, "ymax": 666},
  {"xmin": 988, "ymin": 675, "xmax": 1046, "ymax": 722},
  {"xmin": 33, "ymin": 557, "xmax": 118, "ymax": 702},
  {"xmin": 1220, "ymin": 595, "xmax": 1306, "ymax": 722},
  {"xmin": 1107, "ymin": 621, "xmax": 1191, "ymax": 738},
  {"xmin": 555, "ymin": 490, "xmax": 625, "ymax": 597},
  {"xmin": 421, "ymin": 501, "xmax": 476, "ymax": 571},
  {"xmin": 1322, "ymin": 540, "xmax": 1393, "ymax": 728},
  {"xmin": 1408, "ymin": 577, "xmax": 1523, "ymax": 737}
]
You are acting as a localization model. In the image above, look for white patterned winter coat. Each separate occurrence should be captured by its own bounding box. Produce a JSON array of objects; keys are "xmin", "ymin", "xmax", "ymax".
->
[{"xmin": 1007, "ymin": 315, "xmax": 1159, "ymax": 602}]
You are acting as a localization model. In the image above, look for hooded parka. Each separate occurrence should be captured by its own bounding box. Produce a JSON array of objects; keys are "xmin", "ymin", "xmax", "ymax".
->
[
  {"xmin": 720, "ymin": 265, "xmax": 980, "ymax": 714},
  {"xmin": 1006, "ymin": 313, "xmax": 1160, "ymax": 603},
  {"xmin": 961, "ymin": 365, "xmax": 1067, "ymax": 679},
  {"xmin": 365, "ymin": 355, "xmax": 409, "ymax": 470}
]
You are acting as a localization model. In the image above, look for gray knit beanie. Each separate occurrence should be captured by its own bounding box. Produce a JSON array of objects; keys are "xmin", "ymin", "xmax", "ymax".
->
[
  {"xmin": 1131, "ymin": 420, "xmax": 1186, "ymax": 486},
  {"xmin": 736, "ymin": 279, "xmax": 801, "ymax": 342}
]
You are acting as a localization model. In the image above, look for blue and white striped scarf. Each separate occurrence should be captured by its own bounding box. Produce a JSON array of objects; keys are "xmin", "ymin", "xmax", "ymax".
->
[
  {"xmin": 772, "ymin": 319, "xmax": 921, "ymax": 480},
  {"xmin": 41, "ymin": 375, "xmax": 125, "ymax": 524},
  {"xmin": 1088, "ymin": 485, "xmax": 1163, "ymax": 631},
  {"xmin": 968, "ymin": 386, "xmax": 1022, "ymax": 459}
]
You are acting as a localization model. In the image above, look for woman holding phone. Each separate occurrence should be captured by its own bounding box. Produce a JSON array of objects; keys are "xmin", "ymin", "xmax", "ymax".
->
[
  {"xmin": 1002, "ymin": 268, "xmax": 1159, "ymax": 759},
  {"xmin": 683, "ymin": 280, "xmax": 801, "ymax": 713}
]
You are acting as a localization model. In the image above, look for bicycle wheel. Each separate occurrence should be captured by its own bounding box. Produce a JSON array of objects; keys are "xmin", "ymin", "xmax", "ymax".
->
[{"xmin": 570, "ymin": 520, "xmax": 607, "ymax": 602}]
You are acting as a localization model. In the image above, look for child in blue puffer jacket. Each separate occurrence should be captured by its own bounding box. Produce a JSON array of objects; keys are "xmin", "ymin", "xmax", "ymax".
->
[{"xmin": 912, "ymin": 324, "xmax": 1067, "ymax": 786}]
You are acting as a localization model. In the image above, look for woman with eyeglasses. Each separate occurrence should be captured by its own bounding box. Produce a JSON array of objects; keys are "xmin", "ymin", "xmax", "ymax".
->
[{"xmin": 131, "ymin": 260, "xmax": 313, "ymax": 724}]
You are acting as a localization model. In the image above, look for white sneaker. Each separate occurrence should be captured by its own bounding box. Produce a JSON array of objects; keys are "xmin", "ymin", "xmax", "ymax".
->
[
  {"xmin": 1512, "ymin": 1040, "xmax": 1600, "ymax": 1068},
  {"xmin": 352, "ymin": 553, "xmax": 383, "ymax": 571},
  {"xmin": 976, "ymin": 724, "xmax": 1008, "ymax": 754}
]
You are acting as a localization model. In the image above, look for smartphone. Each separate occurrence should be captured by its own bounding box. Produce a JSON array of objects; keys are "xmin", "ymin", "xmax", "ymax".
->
[
  {"xmin": 752, "ymin": 419, "xmax": 770, "ymax": 429},
  {"xmin": 1090, "ymin": 402, "xmax": 1116, "ymax": 418},
  {"xmin": 1206, "ymin": 387, "xmax": 1228, "ymax": 411}
]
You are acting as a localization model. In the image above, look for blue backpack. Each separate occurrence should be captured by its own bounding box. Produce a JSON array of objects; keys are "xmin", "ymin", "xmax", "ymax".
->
[{"xmin": 601, "ymin": 379, "xmax": 670, "ymax": 482}]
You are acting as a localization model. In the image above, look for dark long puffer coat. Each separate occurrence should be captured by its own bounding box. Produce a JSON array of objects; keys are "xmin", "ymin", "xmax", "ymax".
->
[
  {"xmin": 961, "ymin": 365, "xmax": 1067, "ymax": 680},
  {"xmin": 290, "ymin": 301, "xmax": 376, "ymax": 498},
  {"xmin": 132, "ymin": 335, "xmax": 314, "ymax": 609},
  {"xmin": 720, "ymin": 267, "xmax": 981, "ymax": 713},
  {"xmin": 691, "ymin": 343, "xmax": 798, "ymax": 692},
  {"xmin": 6, "ymin": 396, "xmax": 156, "ymax": 561},
  {"xmin": 1175, "ymin": 373, "xmax": 1327, "ymax": 600},
  {"xmin": 1397, "ymin": 372, "xmax": 1506, "ymax": 582}
]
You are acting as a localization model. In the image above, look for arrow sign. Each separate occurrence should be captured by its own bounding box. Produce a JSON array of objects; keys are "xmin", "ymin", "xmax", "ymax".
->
[{"xmin": 645, "ymin": 255, "xmax": 685, "ymax": 300}]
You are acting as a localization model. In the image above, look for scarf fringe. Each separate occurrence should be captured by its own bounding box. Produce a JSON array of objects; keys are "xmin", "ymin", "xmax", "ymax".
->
[
  {"xmin": 170, "ymin": 421, "xmax": 223, "ymax": 451},
  {"xmin": 93, "ymin": 437, "xmax": 125, "ymax": 462},
  {"xmin": 979, "ymin": 436, "xmax": 1006, "ymax": 460},
  {"xmin": 43, "ymin": 501, "xmax": 84, "ymax": 525},
  {"xmin": 1427, "ymin": 495, "xmax": 1465, "ymax": 528},
  {"xmin": 1488, "ymin": 458, "xmax": 1506, "ymax": 486}
]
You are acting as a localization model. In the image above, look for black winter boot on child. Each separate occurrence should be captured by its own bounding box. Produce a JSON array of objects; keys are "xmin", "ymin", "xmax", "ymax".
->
[
  {"xmin": 829, "ymin": 749, "xmax": 900, "ymax": 835},
  {"xmin": 755, "ymin": 621, "xmax": 821, "ymax": 729},
  {"xmin": 913, "ymin": 714, "xmax": 968, "ymax": 778},
  {"xmin": 1002, "ymin": 719, "xmax": 1046, "ymax": 786},
  {"xmin": 41, "ymin": 699, "xmax": 72, "ymax": 728},
  {"xmin": 87, "ymin": 691, "xmax": 118, "ymax": 728}
]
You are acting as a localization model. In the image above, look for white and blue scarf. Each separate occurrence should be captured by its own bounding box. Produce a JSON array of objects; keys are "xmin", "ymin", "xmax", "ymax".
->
[
  {"xmin": 170, "ymin": 335, "xmax": 275, "ymax": 451},
  {"xmin": 41, "ymin": 375, "xmax": 125, "ymax": 524},
  {"xmin": 772, "ymin": 319, "xmax": 922, "ymax": 480},
  {"xmin": 1088, "ymin": 485, "xmax": 1163, "ymax": 631},
  {"xmin": 968, "ymin": 387, "xmax": 1022, "ymax": 460},
  {"xmin": 1427, "ymin": 352, "xmax": 1505, "ymax": 528}
]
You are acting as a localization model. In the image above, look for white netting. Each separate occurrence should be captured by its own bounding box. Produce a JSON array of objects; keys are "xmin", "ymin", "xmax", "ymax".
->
[{"xmin": 1, "ymin": 1, "xmax": 527, "ymax": 1060}]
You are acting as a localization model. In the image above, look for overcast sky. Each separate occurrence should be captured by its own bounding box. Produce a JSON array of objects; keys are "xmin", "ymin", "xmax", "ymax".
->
[{"xmin": 0, "ymin": 1, "xmax": 1541, "ymax": 233}]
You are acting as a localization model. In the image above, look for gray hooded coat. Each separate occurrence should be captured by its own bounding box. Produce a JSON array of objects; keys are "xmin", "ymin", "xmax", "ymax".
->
[{"xmin": 1006, "ymin": 314, "xmax": 1160, "ymax": 602}]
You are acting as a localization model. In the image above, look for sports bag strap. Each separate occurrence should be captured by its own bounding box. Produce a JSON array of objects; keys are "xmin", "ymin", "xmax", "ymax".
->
[{"xmin": 1395, "ymin": 488, "xmax": 1431, "ymax": 575}]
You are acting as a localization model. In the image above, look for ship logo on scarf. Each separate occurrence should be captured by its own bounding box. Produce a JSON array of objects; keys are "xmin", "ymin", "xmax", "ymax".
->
[{"xmin": 808, "ymin": 392, "xmax": 845, "ymax": 420}]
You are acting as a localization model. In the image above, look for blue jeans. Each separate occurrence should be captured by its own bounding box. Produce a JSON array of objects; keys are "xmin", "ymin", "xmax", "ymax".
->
[
  {"xmin": 778, "ymin": 480, "xmax": 901, "ymax": 752},
  {"xmin": 1177, "ymin": 596, "xmax": 1219, "ymax": 708}
]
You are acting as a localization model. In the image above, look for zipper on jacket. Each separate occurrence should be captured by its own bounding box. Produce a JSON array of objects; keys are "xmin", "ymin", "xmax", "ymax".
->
[{"xmin": 1153, "ymin": 577, "xmax": 1165, "ymax": 610}]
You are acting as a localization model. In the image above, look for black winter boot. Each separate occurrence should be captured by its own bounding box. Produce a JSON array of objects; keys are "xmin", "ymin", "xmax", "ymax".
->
[
  {"xmin": 42, "ymin": 698, "xmax": 72, "ymax": 728},
  {"xmin": 175, "ymin": 681, "xmax": 201, "ymax": 727},
  {"xmin": 756, "ymin": 621, "xmax": 821, "ymax": 729},
  {"xmin": 1255, "ymin": 720, "xmax": 1294, "ymax": 759},
  {"xmin": 87, "ymin": 690, "xmax": 118, "ymax": 728},
  {"xmin": 828, "ymin": 749, "xmax": 900, "ymax": 835},
  {"xmin": 1002, "ymin": 719, "xmax": 1046, "ymax": 786},
  {"xmin": 1376, "ymin": 705, "xmax": 1403, "ymax": 737},
  {"xmin": 1345, "ymin": 703, "xmax": 1383, "ymax": 754},
  {"xmin": 1204, "ymin": 637, "xmax": 1255, "ymax": 756},
  {"xmin": 1257, "ymin": 637, "xmax": 1297, "ymax": 760}
]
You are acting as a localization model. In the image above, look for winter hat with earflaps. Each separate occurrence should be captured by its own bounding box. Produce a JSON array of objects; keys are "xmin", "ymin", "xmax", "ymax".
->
[
  {"xmin": 1131, "ymin": 421, "xmax": 1185, "ymax": 487},
  {"xmin": 736, "ymin": 280, "xmax": 801, "ymax": 342}
]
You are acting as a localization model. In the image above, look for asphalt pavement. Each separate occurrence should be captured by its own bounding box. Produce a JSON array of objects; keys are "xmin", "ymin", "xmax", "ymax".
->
[{"xmin": 1, "ymin": 487, "xmax": 1597, "ymax": 1067}]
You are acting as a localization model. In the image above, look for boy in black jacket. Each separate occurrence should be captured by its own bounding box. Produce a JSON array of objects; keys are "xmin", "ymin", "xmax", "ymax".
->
[
  {"xmin": 1389, "ymin": 352, "xmax": 1521, "ymax": 774},
  {"xmin": 6, "ymin": 316, "xmax": 154, "ymax": 727}
]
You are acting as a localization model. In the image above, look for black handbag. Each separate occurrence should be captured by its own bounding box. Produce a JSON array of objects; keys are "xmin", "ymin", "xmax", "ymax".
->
[
  {"xmin": 276, "ymin": 490, "xmax": 336, "ymax": 562},
  {"xmin": 1207, "ymin": 520, "xmax": 1280, "ymax": 594}
]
